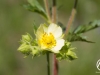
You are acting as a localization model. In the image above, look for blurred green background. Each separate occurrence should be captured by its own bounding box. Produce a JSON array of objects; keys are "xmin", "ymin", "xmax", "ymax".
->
[{"xmin": 0, "ymin": 0, "xmax": 100, "ymax": 75}]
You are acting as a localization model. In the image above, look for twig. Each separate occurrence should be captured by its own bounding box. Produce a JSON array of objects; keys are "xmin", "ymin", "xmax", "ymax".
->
[
  {"xmin": 46, "ymin": 53, "xmax": 50, "ymax": 75},
  {"xmin": 44, "ymin": 0, "xmax": 51, "ymax": 22},
  {"xmin": 64, "ymin": 0, "xmax": 78, "ymax": 36}
]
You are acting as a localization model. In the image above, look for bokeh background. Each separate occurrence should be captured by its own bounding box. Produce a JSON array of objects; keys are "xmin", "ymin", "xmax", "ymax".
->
[{"xmin": 0, "ymin": 0, "xmax": 100, "ymax": 75}]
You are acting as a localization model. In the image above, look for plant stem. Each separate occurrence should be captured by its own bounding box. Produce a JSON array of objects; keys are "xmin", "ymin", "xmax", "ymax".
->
[
  {"xmin": 53, "ymin": 54, "xmax": 58, "ymax": 75},
  {"xmin": 51, "ymin": 0, "xmax": 58, "ymax": 75},
  {"xmin": 65, "ymin": 9, "xmax": 76, "ymax": 35},
  {"xmin": 52, "ymin": 0, "xmax": 56, "ymax": 23},
  {"xmin": 44, "ymin": 0, "xmax": 51, "ymax": 22},
  {"xmin": 64, "ymin": 0, "xmax": 78, "ymax": 36},
  {"xmin": 44, "ymin": 0, "xmax": 51, "ymax": 75},
  {"xmin": 46, "ymin": 53, "xmax": 50, "ymax": 75}
]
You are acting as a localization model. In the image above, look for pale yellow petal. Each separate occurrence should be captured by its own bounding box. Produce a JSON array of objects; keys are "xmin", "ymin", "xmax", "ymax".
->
[
  {"xmin": 51, "ymin": 39, "xmax": 65, "ymax": 53},
  {"xmin": 53, "ymin": 26, "xmax": 62, "ymax": 39},
  {"xmin": 47, "ymin": 23, "xmax": 58, "ymax": 33},
  {"xmin": 43, "ymin": 25, "xmax": 48, "ymax": 32},
  {"xmin": 48, "ymin": 23, "xmax": 62, "ymax": 38},
  {"xmin": 36, "ymin": 24, "xmax": 44, "ymax": 39}
]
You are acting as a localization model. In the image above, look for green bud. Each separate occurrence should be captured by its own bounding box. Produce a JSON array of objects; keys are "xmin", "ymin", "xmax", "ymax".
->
[
  {"xmin": 59, "ymin": 42, "xmax": 71, "ymax": 53},
  {"xmin": 18, "ymin": 43, "xmax": 31, "ymax": 55},
  {"xmin": 66, "ymin": 42, "xmax": 71, "ymax": 47},
  {"xmin": 56, "ymin": 41, "xmax": 77, "ymax": 60},
  {"xmin": 22, "ymin": 33, "xmax": 32, "ymax": 42},
  {"xmin": 66, "ymin": 50, "xmax": 78, "ymax": 60},
  {"xmin": 31, "ymin": 46, "xmax": 40, "ymax": 56}
]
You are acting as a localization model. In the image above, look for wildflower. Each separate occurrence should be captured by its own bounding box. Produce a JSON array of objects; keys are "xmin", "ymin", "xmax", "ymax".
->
[{"xmin": 36, "ymin": 23, "xmax": 65, "ymax": 53}]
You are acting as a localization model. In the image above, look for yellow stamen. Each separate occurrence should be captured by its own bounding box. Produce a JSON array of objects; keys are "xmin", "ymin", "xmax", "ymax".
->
[{"xmin": 39, "ymin": 32, "xmax": 56, "ymax": 49}]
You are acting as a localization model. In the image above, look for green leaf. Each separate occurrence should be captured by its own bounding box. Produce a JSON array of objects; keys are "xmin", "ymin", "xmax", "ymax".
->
[
  {"xmin": 73, "ymin": 20, "xmax": 100, "ymax": 34},
  {"xmin": 23, "ymin": 0, "xmax": 48, "ymax": 20},
  {"xmin": 67, "ymin": 20, "xmax": 100, "ymax": 43},
  {"xmin": 28, "ymin": 0, "xmax": 43, "ymax": 11},
  {"xmin": 67, "ymin": 33, "xmax": 94, "ymax": 43}
]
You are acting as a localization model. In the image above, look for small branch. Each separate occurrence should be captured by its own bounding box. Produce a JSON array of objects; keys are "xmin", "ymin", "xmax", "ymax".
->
[
  {"xmin": 46, "ymin": 53, "xmax": 50, "ymax": 75},
  {"xmin": 44, "ymin": 0, "xmax": 51, "ymax": 22},
  {"xmin": 52, "ymin": 0, "xmax": 56, "ymax": 23},
  {"xmin": 64, "ymin": 0, "xmax": 78, "ymax": 36}
]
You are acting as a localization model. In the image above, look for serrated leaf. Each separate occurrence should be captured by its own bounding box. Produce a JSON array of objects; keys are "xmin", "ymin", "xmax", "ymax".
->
[
  {"xmin": 73, "ymin": 20, "xmax": 100, "ymax": 34},
  {"xmin": 28, "ymin": 0, "xmax": 44, "ymax": 11},
  {"xmin": 67, "ymin": 33, "xmax": 94, "ymax": 43},
  {"xmin": 23, "ymin": 0, "xmax": 48, "ymax": 20}
]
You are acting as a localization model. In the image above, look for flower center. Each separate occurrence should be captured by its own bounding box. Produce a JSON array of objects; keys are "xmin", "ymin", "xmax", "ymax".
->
[{"xmin": 39, "ymin": 32, "xmax": 56, "ymax": 49}]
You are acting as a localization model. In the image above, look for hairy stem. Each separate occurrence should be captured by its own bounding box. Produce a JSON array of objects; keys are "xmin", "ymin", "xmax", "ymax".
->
[
  {"xmin": 65, "ymin": 9, "xmax": 76, "ymax": 35},
  {"xmin": 64, "ymin": 0, "xmax": 78, "ymax": 36},
  {"xmin": 44, "ymin": 0, "xmax": 51, "ymax": 22}
]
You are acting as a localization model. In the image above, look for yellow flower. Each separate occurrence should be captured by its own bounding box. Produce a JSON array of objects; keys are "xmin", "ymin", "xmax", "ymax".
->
[{"xmin": 36, "ymin": 23, "xmax": 65, "ymax": 53}]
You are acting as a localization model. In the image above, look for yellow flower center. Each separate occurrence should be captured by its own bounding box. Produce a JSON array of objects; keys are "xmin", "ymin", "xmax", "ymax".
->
[{"xmin": 39, "ymin": 32, "xmax": 56, "ymax": 49}]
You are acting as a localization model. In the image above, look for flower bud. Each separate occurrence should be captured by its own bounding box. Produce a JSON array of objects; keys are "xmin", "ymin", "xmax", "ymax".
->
[
  {"xmin": 66, "ymin": 49, "xmax": 77, "ymax": 60},
  {"xmin": 22, "ymin": 33, "xmax": 32, "ymax": 42},
  {"xmin": 18, "ymin": 43, "xmax": 31, "ymax": 55},
  {"xmin": 31, "ymin": 46, "xmax": 40, "ymax": 56}
]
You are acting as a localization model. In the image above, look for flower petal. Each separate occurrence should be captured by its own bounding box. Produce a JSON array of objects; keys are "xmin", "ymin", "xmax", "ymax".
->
[
  {"xmin": 51, "ymin": 39, "xmax": 65, "ymax": 53},
  {"xmin": 36, "ymin": 24, "xmax": 44, "ymax": 39},
  {"xmin": 48, "ymin": 23, "xmax": 57, "ymax": 33},
  {"xmin": 48, "ymin": 23, "xmax": 62, "ymax": 38},
  {"xmin": 53, "ymin": 26, "xmax": 62, "ymax": 39},
  {"xmin": 43, "ymin": 25, "xmax": 48, "ymax": 32}
]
